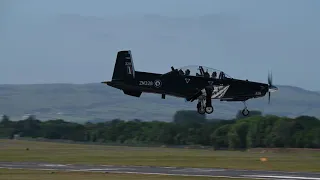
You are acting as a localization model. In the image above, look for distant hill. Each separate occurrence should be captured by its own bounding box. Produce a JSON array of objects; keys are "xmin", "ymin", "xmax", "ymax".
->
[{"xmin": 0, "ymin": 83, "xmax": 320, "ymax": 123}]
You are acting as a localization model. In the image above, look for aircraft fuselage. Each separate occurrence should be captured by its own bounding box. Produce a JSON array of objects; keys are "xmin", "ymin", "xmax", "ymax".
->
[{"xmin": 104, "ymin": 70, "xmax": 269, "ymax": 102}]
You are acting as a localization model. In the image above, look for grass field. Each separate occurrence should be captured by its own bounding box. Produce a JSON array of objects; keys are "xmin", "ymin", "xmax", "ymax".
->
[
  {"xmin": 0, "ymin": 169, "xmax": 255, "ymax": 180},
  {"xmin": 0, "ymin": 139, "xmax": 319, "ymax": 173}
]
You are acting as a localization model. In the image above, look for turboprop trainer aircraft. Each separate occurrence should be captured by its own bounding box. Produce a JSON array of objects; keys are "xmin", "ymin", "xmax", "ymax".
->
[{"xmin": 102, "ymin": 50, "xmax": 278, "ymax": 116}]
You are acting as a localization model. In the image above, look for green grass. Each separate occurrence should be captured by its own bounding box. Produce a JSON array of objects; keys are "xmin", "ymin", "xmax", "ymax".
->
[
  {"xmin": 0, "ymin": 139, "xmax": 319, "ymax": 172},
  {"xmin": 0, "ymin": 169, "xmax": 254, "ymax": 180}
]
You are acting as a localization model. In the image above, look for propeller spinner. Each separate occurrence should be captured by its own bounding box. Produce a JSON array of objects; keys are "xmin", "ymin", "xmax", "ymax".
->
[{"xmin": 267, "ymin": 71, "xmax": 278, "ymax": 104}]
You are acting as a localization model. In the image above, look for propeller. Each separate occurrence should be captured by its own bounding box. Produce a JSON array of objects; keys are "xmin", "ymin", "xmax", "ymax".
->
[{"xmin": 267, "ymin": 71, "xmax": 278, "ymax": 104}]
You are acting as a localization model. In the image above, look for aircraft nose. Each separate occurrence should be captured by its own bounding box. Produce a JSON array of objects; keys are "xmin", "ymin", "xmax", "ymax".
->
[
  {"xmin": 269, "ymin": 85, "xmax": 278, "ymax": 92},
  {"xmin": 261, "ymin": 85, "xmax": 269, "ymax": 92}
]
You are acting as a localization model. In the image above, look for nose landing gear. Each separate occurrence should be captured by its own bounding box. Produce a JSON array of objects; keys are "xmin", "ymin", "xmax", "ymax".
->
[{"xmin": 241, "ymin": 101, "xmax": 250, "ymax": 116}]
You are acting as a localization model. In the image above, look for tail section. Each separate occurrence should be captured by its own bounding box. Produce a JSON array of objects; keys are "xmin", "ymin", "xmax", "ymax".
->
[{"xmin": 111, "ymin": 50, "xmax": 135, "ymax": 81}]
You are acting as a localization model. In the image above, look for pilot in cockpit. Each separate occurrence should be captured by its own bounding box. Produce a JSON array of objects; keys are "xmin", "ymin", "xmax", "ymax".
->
[
  {"xmin": 204, "ymin": 70, "xmax": 210, "ymax": 78},
  {"xmin": 178, "ymin": 69, "xmax": 184, "ymax": 75},
  {"xmin": 211, "ymin": 71, "xmax": 217, "ymax": 78},
  {"xmin": 219, "ymin": 71, "xmax": 225, "ymax": 79},
  {"xmin": 185, "ymin": 69, "xmax": 190, "ymax": 76}
]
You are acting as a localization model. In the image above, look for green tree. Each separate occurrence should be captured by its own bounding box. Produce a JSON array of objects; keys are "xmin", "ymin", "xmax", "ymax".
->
[
  {"xmin": 228, "ymin": 121, "xmax": 249, "ymax": 149},
  {"xmin": 0, "ymin": 115, "xmax": 10, "ymax": 125},
  {"xmin": 0, "ymin": 110, "xmax": 319, "ymax": 149},
  {"xmin": 211, "ymin": 124, "xmax": 231, "ymax": 150}
]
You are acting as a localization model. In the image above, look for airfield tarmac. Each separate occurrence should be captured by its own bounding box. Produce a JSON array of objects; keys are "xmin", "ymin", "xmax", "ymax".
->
[{"xmin": 0, "ymin": 162, "xmax": 319, "ymax": 180}]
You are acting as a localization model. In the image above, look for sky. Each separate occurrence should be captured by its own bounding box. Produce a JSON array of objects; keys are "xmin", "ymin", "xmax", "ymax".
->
[{"xmin": 0, "ymin": 0, "xmax": 320, "ymax": 91}]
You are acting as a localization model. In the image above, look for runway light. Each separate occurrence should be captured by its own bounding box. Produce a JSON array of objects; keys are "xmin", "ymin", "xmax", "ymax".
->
[{"xmin": 260, "ymin": 157, "xmax": 268, "ymax": 162}]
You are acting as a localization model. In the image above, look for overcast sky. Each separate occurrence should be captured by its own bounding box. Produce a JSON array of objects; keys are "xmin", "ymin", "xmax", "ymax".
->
[{"xmin": 0, "ymin": 0, "xmax": 319, "ymax": 91}]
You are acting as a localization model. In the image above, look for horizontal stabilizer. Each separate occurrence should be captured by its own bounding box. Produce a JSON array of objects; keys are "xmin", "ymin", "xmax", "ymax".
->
[{"xmin": 123, "ymin": 90, "xmax": 142, "ymax": 97}]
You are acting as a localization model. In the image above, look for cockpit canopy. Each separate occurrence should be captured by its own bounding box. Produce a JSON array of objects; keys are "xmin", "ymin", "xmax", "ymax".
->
[{"xmin": 172, "ymin": 65, "xmax": 232, "ymax": 79}]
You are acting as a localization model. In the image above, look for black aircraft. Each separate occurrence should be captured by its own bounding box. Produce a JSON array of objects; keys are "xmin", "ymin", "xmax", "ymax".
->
[{"xmin": 102, "ymin": 50, "xmax": 278, "ymax": 116}]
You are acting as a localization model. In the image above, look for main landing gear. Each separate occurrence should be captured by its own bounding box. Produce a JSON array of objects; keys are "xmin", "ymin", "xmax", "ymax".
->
[
  {"xmin": 197, "ymin": 99, "xmax": 213, "ymax": 114},
  {"xmin": 241, "ymin": 101, "xmax": 250, "ymax": 116},
  {"xmin": 197, "ymin": 87, "xmax": 214, "ymax": 114}
]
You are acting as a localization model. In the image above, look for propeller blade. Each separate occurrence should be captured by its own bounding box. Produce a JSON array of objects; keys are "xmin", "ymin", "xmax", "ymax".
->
[
  {"xmin": 267, "ymin": 71, "xmax": 272, "ymax": 104},
  {"xmin": 268, "ymin": 71, "xmax": 272, "ymax": 86}
]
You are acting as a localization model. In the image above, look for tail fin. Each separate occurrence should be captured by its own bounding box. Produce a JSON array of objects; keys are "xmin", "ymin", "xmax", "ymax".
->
[{"xmin": 111, "ymin": 50, "xmax": 135, "ymax": 81}]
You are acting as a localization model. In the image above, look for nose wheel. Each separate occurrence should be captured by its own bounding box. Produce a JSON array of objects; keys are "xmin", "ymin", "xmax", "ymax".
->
[
  {"xmin": 241, "ymin": 101, "xmax": 250, "ymax": 116},
  {"xmin": 242, "ymin": 108, "xmax": 250, "ymax": 116}
]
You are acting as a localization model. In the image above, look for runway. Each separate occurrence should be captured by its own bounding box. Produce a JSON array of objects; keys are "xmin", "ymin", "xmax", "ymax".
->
[{"xmin": 0, "ymin": 162, "xmax": 319, "ymax": 180}]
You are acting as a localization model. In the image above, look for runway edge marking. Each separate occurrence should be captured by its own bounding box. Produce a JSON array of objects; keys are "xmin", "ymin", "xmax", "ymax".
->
[
  {"xmin": 0, "ymin": 167, "xmax": 266, "ymax": 179},
  {"xmin": 107, "ymin": 171, "xmax": 266, "ymax": 179},
  {"xmin": 242, "ymin": 175, "xmax": 320, "ymax": 180}
]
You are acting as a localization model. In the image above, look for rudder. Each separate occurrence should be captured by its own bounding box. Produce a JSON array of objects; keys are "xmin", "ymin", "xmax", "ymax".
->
[{"xmin": 111, "ymin": 50, "xmax": 135, "ymax": 81}]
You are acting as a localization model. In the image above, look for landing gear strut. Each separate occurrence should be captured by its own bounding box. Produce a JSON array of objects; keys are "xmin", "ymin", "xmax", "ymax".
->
[
  {"xmin": 197, "ymin": 87, "xmax": 214, "ymax": 114},
  {"xmin": 241, "ymin": 101, "xmax": 250, "ymax": 116}
]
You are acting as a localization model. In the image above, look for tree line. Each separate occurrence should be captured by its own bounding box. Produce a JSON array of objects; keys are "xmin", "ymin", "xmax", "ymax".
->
[{"xmin": 0, "ymin": 110, "xmax": 319, "ymax": 149}]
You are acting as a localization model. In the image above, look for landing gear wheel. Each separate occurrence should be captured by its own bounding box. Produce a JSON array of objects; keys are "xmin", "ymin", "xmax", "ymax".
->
[
  {"xmin": 197, "ymin": 102, "xmax": 205, "ymax": 114},
  {"xmin": 205, "ymin": 106, "xmax": 214, "ymax": 114},
  {"xmin": 197, "ymin": 107, "xmax": 206, "ymax": 114},
  {"xmin": 242, "ymin": 108, "xmax": 250, "ymax": 116}
]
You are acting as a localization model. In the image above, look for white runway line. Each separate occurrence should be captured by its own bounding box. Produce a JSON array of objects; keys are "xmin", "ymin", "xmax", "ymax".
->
[
  {"xmin": 108, "ymin": 171, "xmax": 266, "ymax": 179},
  {"xmin": 172, "ymin": 168, "xmax": 225, "ymax": 172},
  {"xmin": 242, "ymin": 175, "xmax": 320, "ymax": 180},
  {"xmin": 0, "ymin": 164, "xmax": 23, "ymax": 167},
  {"xmin": 75, "ymin": 168, "xmax": 136, "ymax": 171},
  {"xmin": 0, "ymin": 166, "xmax": 264, "ymax": 179},
  {"xmin": 39, "ymin": 164, "xmax": 67, "ymax": 167},
  {"xmin": 0, "ymin": 167, "xmax": 56, "ymax": 171}
]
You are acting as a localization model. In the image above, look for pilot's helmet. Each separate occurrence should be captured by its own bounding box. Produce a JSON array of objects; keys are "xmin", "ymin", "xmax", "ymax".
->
[
  {"xmin": 212, "ymin": 71, "xmax": 216, "ymax": 77},
  {"xmin": 185, "ymin": 69, "xmax": 190, "ymax": 75}
]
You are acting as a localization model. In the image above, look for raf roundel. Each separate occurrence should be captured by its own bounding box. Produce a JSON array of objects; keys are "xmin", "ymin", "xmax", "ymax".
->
[{"xmin": 154, "ymin": 79, "xmax": 162, "ymax": 88}]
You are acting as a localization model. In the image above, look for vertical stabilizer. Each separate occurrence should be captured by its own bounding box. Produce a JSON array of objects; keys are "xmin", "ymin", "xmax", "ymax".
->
[{"xmin": 111, "ymin": 50, "xmax": 135, "ymax": 81}]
